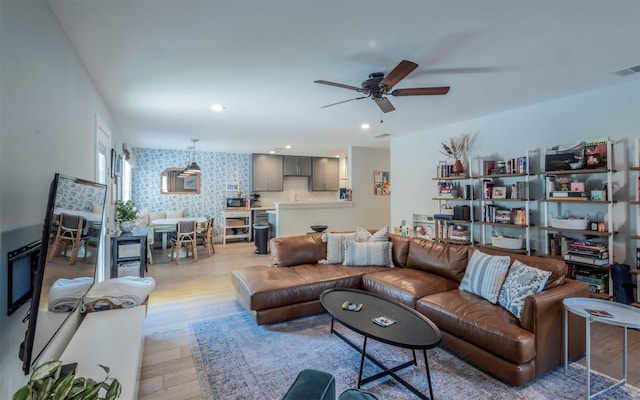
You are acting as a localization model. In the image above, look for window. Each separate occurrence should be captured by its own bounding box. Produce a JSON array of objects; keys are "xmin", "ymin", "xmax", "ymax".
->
[{"xmin": 123, "ymin": 159, "xmax": 132, "ymax": 202}]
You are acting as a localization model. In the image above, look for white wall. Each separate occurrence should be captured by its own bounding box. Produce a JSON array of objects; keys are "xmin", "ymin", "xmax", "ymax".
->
[
  {"xmin": 391, "ymin": 80, "xmax": 640, "ymax": 265},
  {"xmin": 349, "ymin": 146, "xmax": 391, "ymax": 230},
  {"xmin": 0, "ymin": 1, "xmax": 124, "ymax": 395}
]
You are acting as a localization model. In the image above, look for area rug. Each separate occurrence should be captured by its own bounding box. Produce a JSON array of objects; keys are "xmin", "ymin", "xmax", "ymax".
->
[{"xmin": 187, "ymin": 311, "xmax": 640, "ymax": 400}]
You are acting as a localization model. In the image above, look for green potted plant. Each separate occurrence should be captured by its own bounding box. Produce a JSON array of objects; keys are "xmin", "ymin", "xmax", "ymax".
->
[
  {"xmin": 13, "ymin": 360, "xmax": 121, "ymax": 400},
  {"xmin": 115, "ymin": 200, "xmax": 138, "ymax": 233}
]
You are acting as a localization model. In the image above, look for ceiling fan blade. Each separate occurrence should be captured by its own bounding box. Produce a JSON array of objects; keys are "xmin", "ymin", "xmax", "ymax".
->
[
  {"xmin": 314, "ymin": 80, "xmax": 362, "ymax": 92},
  {"xmin": 391, "ymin": 87, "xmax": 450, "ymax": 96},
  {"xmin": 374, "ymin": 97, "xmax": 395, "ymax": 113},
  {"xmin": 321, "ymin": 96, "xmax": 368, "ymax": 108},
  {"xmin": 379, "ymin": 60, "xmax": 418, "ymax": 89}
]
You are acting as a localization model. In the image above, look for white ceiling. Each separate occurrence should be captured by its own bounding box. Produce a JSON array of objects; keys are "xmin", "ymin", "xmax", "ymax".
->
[{"xmin": 49, "ymin": 0, "xmax": 640, "ymax": 157}]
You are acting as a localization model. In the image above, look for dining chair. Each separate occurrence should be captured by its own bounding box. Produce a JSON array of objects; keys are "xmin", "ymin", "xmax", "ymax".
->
[
  {"xmin": 46, "ymin": 213, "xmax": 88, "ymax": 265},
  {"xmin": 196, "ymin": 217, "xmax": 215, "ymax": 256},
  {"xmin": 170, "ymin": 220, "xmax": 198, "ymax": 264}
]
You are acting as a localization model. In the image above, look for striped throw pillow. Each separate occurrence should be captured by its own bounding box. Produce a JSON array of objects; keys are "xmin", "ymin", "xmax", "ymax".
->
[
  {"xmin": 320, "ymin": 232, "xmax": 357, "ymax": 264},
  {"xmin": 459, "ymin": 250, "xmax": 511, "ymax": 304},
  {"xmin": 343, "ymin": 241, "xmax": 393, "ymax": 267}
]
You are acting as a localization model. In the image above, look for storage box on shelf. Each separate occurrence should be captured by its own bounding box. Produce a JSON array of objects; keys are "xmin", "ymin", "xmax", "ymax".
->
[
  {"xmin": 474, "ymin": 150, "xmax": 537, "ymax": 255},
  {"xmin": 541, "ymin": 139, "xmax": 616, "ymax": 299}
]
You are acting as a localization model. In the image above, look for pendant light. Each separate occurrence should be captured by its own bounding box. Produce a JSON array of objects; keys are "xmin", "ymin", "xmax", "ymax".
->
[
  {"xmin": 186, "ymin": 138, "xmax": 201, "ymax": 174},
  {"xmin": 179, "ymin": 146, "xmax": 192, "ymax": 177}
]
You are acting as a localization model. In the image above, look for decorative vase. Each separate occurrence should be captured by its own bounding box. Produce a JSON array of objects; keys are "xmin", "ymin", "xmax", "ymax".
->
[
  {"xmin": 452, "ymin": 159, "xmax": 464, "ymax": 175},
  {"xmin": 119, "ymin": 221, "xmax": 134, "ymax": 233}
]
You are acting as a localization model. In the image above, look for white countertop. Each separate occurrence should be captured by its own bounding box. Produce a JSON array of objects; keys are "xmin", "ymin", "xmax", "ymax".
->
[{"xmin": 275, "ymin": 201, "xmax": 353, "ymax": 210}]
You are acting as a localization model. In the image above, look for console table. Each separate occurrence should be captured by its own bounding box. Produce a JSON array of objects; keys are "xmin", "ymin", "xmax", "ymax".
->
[{"xmin": 111, "ymin": 227, "xmax": 148, "ymax": 278}]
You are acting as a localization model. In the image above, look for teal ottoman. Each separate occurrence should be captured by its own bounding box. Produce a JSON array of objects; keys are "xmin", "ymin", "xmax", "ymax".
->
[
  {"xmin": 282, "ymin": 369, "xmax": 336, "ymax": 400},
  {"xmin": 339, "ymin": 389, "xmax": 379, "ymax": 400}
]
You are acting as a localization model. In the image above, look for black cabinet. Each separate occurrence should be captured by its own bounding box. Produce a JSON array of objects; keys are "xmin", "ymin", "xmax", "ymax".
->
[{"xmin": 111, "ymin": 227, "xmax": 148, "ymax": 278}]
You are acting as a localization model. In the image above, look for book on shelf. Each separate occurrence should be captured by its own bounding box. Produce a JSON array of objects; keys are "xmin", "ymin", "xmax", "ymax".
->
[
  {"xmin": 567, "ymin": 249, "xmax": 609, "ymax": 259},
  {"xmin": 574, "ymin": 273, "xmax": 607, "ymax": 286},
  {"xmin": 550, "ymin": 191, "xmax": 587, "ymax": 197},
  {"xmin": 433, "ymin": 214, "xmax": 454, "ymax": 220},
  {"xmin": 564, "ymin": 254, "xmax": 609, "ymax": 266}
]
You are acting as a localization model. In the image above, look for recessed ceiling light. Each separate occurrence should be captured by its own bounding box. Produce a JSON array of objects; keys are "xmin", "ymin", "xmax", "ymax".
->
[
  {"xmin": 211, "ymin": 104, "xmax": 225, "ymax": 112},
  {"xmin": 361, "ymin": 123, "xmax": 370, "ymax": 129},
  {"xmin": 285, "ymin": 145, "xmax": 292, "ymax": 149}
]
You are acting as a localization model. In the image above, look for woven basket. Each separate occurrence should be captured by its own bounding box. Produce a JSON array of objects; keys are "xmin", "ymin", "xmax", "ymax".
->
[
  {"xmin": 550, "ymin": 216, "xmax": 588, "ymax": 230},
  {"xmin": 491, "ymin": 236, "xmax": 524, "ymax": 250}
]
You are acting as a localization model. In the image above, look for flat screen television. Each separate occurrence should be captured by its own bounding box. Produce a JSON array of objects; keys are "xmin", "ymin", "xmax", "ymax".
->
[
  {"xmin": 7, "ymin": 240, "xmax": 41, "ymax": 316},
  {"xmin": 19, "ymin": 173, "xmax": 106, "ymax": 374}
]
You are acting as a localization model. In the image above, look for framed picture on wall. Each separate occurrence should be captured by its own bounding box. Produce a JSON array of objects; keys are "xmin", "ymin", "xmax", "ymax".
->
[
  {"xmin": 226, "ymin": 181, "xmax": 239, "ymax": 192},
  {"xmin": 111, "ymin": 149, "xmax": 117, "ymax": 178},
  {"xmin": 373, "ymin": 171, "xmax": 390, "ymax": 195}
]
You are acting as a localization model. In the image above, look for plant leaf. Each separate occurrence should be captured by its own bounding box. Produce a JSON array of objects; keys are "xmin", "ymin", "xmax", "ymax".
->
[
  {"xmin": 104, "ymin": 380, "xmax": 122, "ymax": 400},
  {"xmin": 11, "ymin": 386, "xmax": 30, "ymax": 400},
  {"xmin": 30, "ymin": 361, "xmax": 62, "ymax": 382},
  {"xmin": 52, "ymin": 374, "xmax": 74, "ymax": 400}
]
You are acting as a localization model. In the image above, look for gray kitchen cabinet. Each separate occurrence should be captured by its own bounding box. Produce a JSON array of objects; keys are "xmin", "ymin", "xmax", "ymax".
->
[
  {"xmin": 310, "ymin": 157, "xmax": 339, "ymax": 191},
  {"xmin": 252, "ymin": 154, "xmax": 284, "ymax": 191},
  {"xmin": 283, "ymin": 155, "xmax": 312, "ymax": 176}
]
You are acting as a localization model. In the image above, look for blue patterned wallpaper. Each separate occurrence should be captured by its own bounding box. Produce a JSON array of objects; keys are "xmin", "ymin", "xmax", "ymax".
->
[
  {"xmin": 132, "ymin": 148, "xmax": 251, "ymax": 235},
  {"xmin": 54, "ymin": 176, "xmax": 107, "ymax": 211}
]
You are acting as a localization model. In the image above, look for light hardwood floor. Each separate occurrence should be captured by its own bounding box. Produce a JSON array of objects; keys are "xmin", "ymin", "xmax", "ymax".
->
[{"xmin": 137, "ymin": 242, "xmax": 640, "ymax": 399}]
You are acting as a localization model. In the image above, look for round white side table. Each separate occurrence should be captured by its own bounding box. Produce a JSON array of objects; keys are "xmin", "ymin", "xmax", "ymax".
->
[{"xmin": 563, "ymin": 297, "xmax": 640, "ymax": 399}]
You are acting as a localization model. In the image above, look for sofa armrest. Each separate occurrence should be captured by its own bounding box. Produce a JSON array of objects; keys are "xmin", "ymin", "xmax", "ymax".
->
[{"xmin": 520, "ymin": 279, "xmax": 590, "ymax": 376}]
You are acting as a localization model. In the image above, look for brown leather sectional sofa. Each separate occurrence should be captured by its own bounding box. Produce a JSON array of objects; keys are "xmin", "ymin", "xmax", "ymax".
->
[{"xmin": 231, "ymin": 232, "xmax": 589, "ymax": 386}]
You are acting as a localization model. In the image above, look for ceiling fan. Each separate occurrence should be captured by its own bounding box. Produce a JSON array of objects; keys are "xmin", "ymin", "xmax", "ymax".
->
[{"xmin": 314, "ymin": 60, "xmax": 450, "ymax": 113}]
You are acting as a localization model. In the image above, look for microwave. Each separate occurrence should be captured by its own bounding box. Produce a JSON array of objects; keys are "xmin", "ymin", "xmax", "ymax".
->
[{"xmin": 226, "ymin": 197, "xmax": 247, "ymax": 208}]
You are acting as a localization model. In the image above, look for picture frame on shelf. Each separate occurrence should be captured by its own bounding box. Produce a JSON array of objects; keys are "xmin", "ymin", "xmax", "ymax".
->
[
  {"xmin": 570, "ymin": 182, "xmax": 585, "ymax": 192},
  {"xmin": 492, "ymin": 186, "xmax": 507, "ymax": 199}
]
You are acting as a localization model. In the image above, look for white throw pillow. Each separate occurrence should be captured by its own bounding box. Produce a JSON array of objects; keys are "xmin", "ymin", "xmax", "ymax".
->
[
  {"xmin": 498, "ymin": 260, "xmax": 552, "ymax": 319},
  {"xmin": 459, "ymin": 250, "xmax": 511, "ymax": 304},
  {"xmin": 320, "ymin": 232, "xmax": 357, "ymax": 264},
  {"xmin": 356, "ymin": 226, "xmax": 389, "ymax": 242},
  {"xmin": 165, "ymin": 209, "xmax": 185, "ymax": 218},
  {"xmin": 148, "ymin": 211, "xmax": 166, "ymax": 223},
  {"xmin": 343, "ymin": 241, "xmax": 393, "ymax": 267}
]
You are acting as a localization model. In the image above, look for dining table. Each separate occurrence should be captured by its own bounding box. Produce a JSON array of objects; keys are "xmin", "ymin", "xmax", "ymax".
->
[{"xmin": 150, "ymin": 217, "xmax": 207, "ymax": 250}]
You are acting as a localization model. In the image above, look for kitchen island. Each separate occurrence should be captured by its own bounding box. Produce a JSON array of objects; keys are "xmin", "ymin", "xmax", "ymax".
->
[{"xmin": 271, "ymin": 201, "xmax": 357, "ymax": 237}]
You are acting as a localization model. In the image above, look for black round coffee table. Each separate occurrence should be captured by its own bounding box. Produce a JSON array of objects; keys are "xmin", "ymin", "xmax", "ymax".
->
[{"xmin": 320, "ymin": 288, "xmax": 441, "ymax": 400}]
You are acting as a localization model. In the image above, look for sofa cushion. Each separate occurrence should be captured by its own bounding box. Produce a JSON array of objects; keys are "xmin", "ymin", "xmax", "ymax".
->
[
  {"xmin": 362, "ymin": 268, "xmax": 459, "ymax": 308},
  {"xmin": 498, "ymin": 260, "xmax": 551, "ymax": 319},
  {"xmin": 459, "ymin": 249, "xmax": 510, "ymax": 304},
  {"xmin": 343, "ymin": 241, "xmax": 393, "ymax": 267},
  {"xmin": 231, "ymin": 264, "xmax": 389, "ymax": 310},
  {"xmin": 416, "ymin": 290, "xmax": 536, "ymax": 365},
  {"xmin": 135, "ymin": 208, "xmax": 150, "ymax": 226},
  {"xmin": 271, "ymin": 233, "xmax": 326, "ymax": 267},
  {"xmin": 148, "ymin": 211, "xmax": 165, "ymax": 223},
  {"xmin": 321, "ymin": 232, "xmax": 357, "ymax": 264},
  {"xmin": 405, "ymin": 238, "xmax": 469, "ymax": 281},
  {"xmin": 474, "ymin": 246, "xmax": 566, "ymax": 290},
  {"xmin": 388, "ymin": 233, "xmax": 410, "ymax": 267},
  {"xmin": 165, "ymin": 209, "xmax": 185, "ymax": 218},
  {"xmin": 356, "ymin": 226, "xmax": 389, "ymax": 242}
]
